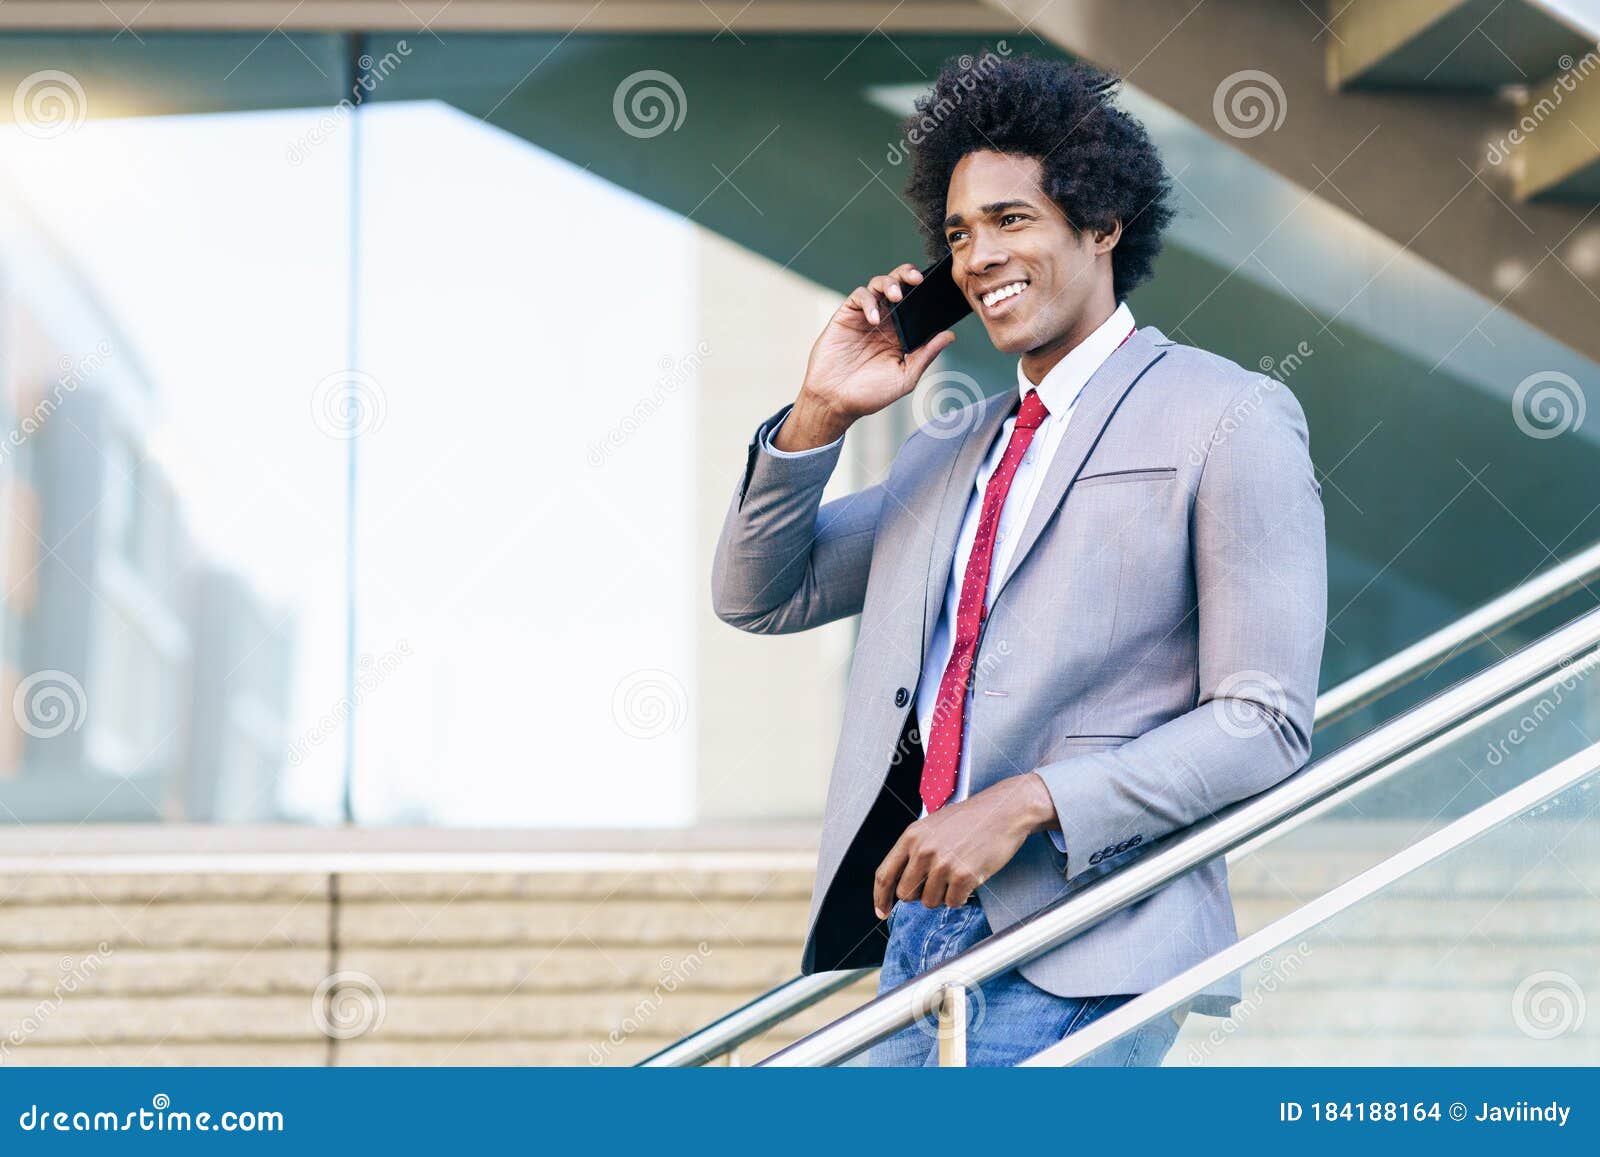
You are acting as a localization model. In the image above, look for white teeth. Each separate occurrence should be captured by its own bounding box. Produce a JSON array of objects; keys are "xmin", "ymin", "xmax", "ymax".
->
[{"xmin": 982, "ymin": 281, "xmax": 1028, "ymax": 308}]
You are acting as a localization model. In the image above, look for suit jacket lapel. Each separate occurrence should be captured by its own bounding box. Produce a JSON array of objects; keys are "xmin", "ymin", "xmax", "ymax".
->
[
  {"xmin": 987, "ymin": 329, "xmax": 1168, "ymax": 608},
  {"xmin": 916, "ymin": 390, "xmax": 1015, "ymax": 670}
]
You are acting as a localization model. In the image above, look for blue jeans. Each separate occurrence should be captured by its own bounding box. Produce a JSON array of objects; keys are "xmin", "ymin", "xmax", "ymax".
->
[{"xmin": 857, "ymin": 898, "xmax": 1186, "ymax": 1067}]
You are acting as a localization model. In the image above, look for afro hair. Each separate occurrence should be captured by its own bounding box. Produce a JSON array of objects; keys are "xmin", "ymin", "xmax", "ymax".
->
[{"xmin": 901, "ymin": 52, "xmax": 1177, "ymax": 301}]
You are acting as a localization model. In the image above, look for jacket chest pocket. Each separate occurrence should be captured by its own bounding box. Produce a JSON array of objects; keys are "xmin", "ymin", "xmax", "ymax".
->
[
  {"xmin": 1060, "ymin": 465, "xmax": 1187, "ymax": 583},
  {"xmin": 1071, "ymin": 466, "xmax": 1176, "ymax": 489}
]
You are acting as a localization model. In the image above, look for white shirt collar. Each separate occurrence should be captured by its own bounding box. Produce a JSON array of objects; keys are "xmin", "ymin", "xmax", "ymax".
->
[{"xmin": 1015, "ymin": 300, "xmax": 1136, "ymax": 416}]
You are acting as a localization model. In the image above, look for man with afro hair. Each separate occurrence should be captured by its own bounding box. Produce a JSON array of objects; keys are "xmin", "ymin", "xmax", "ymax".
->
[{"xmin": 712, "ymin": 52, "xmax": 1326, "ymax": 1067}]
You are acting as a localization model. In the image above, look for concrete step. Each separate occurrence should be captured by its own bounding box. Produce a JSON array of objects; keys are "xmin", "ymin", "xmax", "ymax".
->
[
  {"xmin": 0, "ymin": 897, "xmax": 330, "ymax": 950},
  {"xmin": 0, "ymin": 1043, "xmax": 329, "ymax": 1066},
  {"xmin": 0, "ymin": 995, "xmax": 323, "ymax": 1044},
  {"xmin": 336, "ymin": 944, "xmax": 811, "ymax": 992},
  {"xmin": 336, "ymin": 897, "xmax": 813, "ymax": 946},
  {"xmin": 0, "ymin": 948, "xmax": 327, "ymax": 996}
]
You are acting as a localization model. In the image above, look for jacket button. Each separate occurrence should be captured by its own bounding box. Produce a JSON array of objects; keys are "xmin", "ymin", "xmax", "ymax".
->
[{"xmin": 894, "ymin": 687, "xmax": 910, "ymax": 708}]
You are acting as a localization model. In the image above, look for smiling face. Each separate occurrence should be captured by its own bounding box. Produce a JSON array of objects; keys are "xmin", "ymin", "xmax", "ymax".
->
[{"xmin": 942, "ymin": 149, "xmax": 1121, "ymax": 376}]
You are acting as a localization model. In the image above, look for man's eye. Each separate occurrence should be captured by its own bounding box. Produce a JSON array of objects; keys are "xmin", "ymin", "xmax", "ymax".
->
[{"xmin": 1001, "ymin": 213, "xmax": 1025, "ymax": 226}]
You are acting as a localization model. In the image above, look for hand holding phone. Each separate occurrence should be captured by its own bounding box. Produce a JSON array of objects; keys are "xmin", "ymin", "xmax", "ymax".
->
[{"xmin": 784, "ymin": 260, "xmax": 962, "ymax": 452}]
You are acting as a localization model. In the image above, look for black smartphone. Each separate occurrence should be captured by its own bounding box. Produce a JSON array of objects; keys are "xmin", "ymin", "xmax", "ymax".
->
[{"xmin": 887, "ymin": 252, "xmax": 972, "ymax": 354}]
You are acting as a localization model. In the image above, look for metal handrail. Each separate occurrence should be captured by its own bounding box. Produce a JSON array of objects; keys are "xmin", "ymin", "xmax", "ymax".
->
[
  {"xmin": 1313, "ymin": 541, "xmax": 1600, "ymax": 726},
  {"xmin": 1028, "ymin": 735, "xmax": 1600, "ymax": 1065},
  {"xmin": 636, "ymin": 971, "xmax": 871, "ymax": 1068},
  {"xmin": 756, "ymin": 604, "xmax": 1600, "ymax": 1065},
  {"xmin": 643, "ymin": 542, "xmax": 1600, "ymax": 1066}
]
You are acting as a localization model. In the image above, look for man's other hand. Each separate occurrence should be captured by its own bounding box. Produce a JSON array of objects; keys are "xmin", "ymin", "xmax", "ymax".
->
[{"xmin": 872, "ymin": 772, "xmax": 1058, "ymax": 917}]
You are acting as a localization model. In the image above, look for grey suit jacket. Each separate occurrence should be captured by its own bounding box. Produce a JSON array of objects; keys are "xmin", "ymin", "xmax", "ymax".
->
[{"xmin": 710, "ymin": 324, "xmax": 1326, "ymax": 1017}]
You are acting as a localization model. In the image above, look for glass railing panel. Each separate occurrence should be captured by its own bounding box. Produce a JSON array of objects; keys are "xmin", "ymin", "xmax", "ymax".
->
[
  {"xmin": 1037, "ymin": 753, "xmax": 1600, "ymax": 1067},
  {"xmin": 1228, "ymin": 649, "xmax": 1600, "ymax": 940}
]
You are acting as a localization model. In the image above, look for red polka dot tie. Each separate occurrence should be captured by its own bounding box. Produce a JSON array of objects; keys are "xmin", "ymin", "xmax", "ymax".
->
[{"xmin": 920, "ymin": 386, "xmax": 1051, "ymax": 813}]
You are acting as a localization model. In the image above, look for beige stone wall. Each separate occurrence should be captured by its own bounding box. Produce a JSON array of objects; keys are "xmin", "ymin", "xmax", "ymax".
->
[
  {"xmin": 0, "ymin": 833, "xmax": 873, "ymax": 1067},
  {"xmin": 0, "ymin": 821, "xmax": 1595, "ymax": 1066}
]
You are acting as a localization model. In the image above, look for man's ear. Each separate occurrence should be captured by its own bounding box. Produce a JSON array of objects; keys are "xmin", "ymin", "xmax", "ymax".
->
[{"xmin": 1095, "ymin": 219, "xmax": 1123, "ymax": 253}]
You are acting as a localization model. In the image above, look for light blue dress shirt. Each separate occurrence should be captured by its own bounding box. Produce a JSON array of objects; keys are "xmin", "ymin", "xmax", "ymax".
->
[{"xmin": 762, "ymin": 301, "xmax": 1138, "ymax": 856}]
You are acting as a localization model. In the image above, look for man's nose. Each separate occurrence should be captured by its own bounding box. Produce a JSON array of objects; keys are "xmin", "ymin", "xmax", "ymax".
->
[{"xmin": 968, "ymin": 238, "xmax": 1011, "ymax": 277}]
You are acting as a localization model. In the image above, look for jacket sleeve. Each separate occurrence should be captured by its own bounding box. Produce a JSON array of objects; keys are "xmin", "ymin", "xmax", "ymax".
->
[
  {"xmin": 711, "ymin": 401, "xmax": 885, "ymax": 635},
  {"xmin": 1033, "ymin": 377, "xmax": 1327, "ymax": 880}
]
